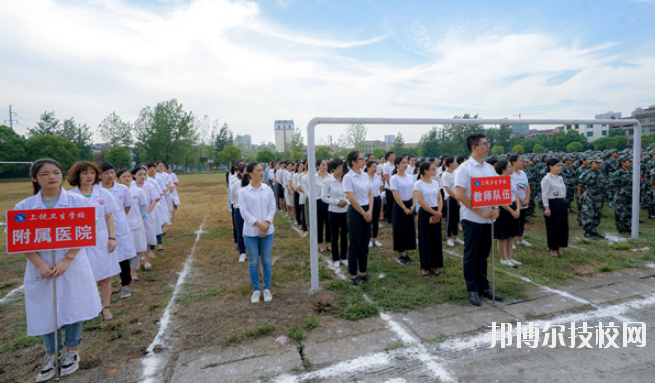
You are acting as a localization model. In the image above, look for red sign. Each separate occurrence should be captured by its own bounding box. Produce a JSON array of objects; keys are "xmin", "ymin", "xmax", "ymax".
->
[
  {"xmin": 5, "ymin": 207, "xmax": 96, "ymax": 253},
  {"xmin": 470, "ymin": 176, "xmax": 512, "ymax": 208}
]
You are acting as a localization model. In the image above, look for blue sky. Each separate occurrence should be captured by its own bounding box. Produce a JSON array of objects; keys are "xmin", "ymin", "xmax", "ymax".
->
[{"xmin": 1, "ymin": 0, "xmax": 654, "ymax": 144}]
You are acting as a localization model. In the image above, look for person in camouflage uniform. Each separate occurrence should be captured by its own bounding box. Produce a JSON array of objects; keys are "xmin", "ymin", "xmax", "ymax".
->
[
  {"xmin": 575, "ymin": 155, "xmax": 589, "ymax": 227},
  {"xmin": 600, "ymin": 150, "xmax": 619, "ymax": 209},
  {"xmin": 609, "ymin": 155, "xmax": 633, "ymax": 235},
  {"xmin": 578, "ymin": 157, "xmax": 606, "ymax": 239},
  {"xmin": 646, "ymin": 151, "xmax": 655, "ymax": 219},
  {"xmin": 561, "ymin": 155, "xmax": 576, "ymax": 211},
  {"xmin": 534, "ymin": 155, "xmax": 547, "ymax": 211}
]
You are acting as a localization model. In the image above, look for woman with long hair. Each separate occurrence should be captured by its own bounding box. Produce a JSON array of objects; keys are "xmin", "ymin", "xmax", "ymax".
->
[
  {"xmin": 542, "ymin": 158, "xmax": 569, "ymax": 256},
  {"xmin": 321, "ymin": 160, "xmax": 349, "ymax": 267},
  {"xmin": 131, "ymin": 165, "xmax": 159, "ymax": 270},
  {"xmin": 493, "ymin": 159, "xmax": 521, "ymax": 267},
  {"xmin": 14, "ymin": 159, "xmax": 102, "ymax": 382},
  {"xmin": 118, "ymin": 168, "xmax": 148, "ymax": 283},
  {"xmin": 313, "ymin": 159, "xmax": 332, "ymax": 253},
  {"xmin": 414, "ymin": 162, "xmax": 444, "ymax": 277},
  {"xmin": 366, "ymin": 160, "xmax": 384, "ymax": 248},
  {"xmin": 390, "ymin": 154, "xmax": 416, "ymax": 265},
  {"xmin": 441, "ymin": 156, "xmax": 464, "ymax": 247},
  {"xmin": 230, "ymin": 162, "xmax": 248, "ymax": 262}
]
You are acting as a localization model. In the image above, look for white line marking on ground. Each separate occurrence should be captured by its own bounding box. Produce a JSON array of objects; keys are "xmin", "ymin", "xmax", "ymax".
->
[
  {"xmin": 0, "ymin": 284, "xmax": 24, "ymax": 305},
  {"xmin": 140, "ymin": 213, "xmax": 209, "ymax": 383},
  {"xmin": 274, "ymin": 352, "xmax": 391, "ymax": 383}
]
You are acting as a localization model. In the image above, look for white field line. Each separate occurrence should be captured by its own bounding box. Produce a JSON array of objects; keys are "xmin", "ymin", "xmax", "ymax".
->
[
  {"xmin": 273, "ymin": 352, "xmax": 391, "ymax": 383},
  {"xmin": 0, "ymin": 284, "xmax": 24, "ymax": 305},
  {"xmin": 140, "ymin": 213, "xmax": 209, "ymax": 383}
]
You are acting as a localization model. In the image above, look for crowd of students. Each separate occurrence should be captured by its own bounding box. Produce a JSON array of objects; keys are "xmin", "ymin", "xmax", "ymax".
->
[{"xmin": 14, "ymin": 158, "xmax": 180, "ymax": 382}]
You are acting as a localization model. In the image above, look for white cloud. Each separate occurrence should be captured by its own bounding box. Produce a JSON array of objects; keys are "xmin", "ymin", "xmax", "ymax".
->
[{"xmin": 0, "ymin": 0, "xmax": 653, "ymax": 145}]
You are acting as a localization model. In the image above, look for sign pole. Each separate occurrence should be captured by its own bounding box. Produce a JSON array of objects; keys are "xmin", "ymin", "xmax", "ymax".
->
[
  {"xmin": 51, "ymin": 250, "xmax": 60, "ymax": 381},
  {"xmin": 491, "ymin": 211, "xmax": 496, "ymax": 306}
]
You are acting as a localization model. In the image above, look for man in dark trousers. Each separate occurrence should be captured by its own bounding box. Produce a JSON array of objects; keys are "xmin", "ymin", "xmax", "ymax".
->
[{"xmin": 455, "ymin": 133, "xmax": 503, "ymax": 306}]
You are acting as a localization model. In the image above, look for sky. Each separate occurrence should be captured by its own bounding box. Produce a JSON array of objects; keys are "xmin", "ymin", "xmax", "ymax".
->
[{"xmin": 1, "ymin": 0, "xmax": 654, "ymax": 145}]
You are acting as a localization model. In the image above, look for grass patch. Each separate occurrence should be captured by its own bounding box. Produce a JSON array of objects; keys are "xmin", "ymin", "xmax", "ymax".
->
[
  {"xmin": 175, "ymin": 282, "xmax": 221, "ymax": 304},
  {"xmin": 221, "ymin": 323, "xmax": 278, "ymax": 347},
  {"xmin": 288, "ymin": 315, "xmax": 320, "ymax": 345}
]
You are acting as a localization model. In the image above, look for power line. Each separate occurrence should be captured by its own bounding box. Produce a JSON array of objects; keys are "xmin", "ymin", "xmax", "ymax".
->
[{"xmin": 4, "ymin": 105, "xmax": 19, "ymax": 128}]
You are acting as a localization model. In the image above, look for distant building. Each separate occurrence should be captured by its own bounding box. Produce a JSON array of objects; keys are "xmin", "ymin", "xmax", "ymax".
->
[
  {"xmin": 274, "ymin": 120, "xmax": 295, "ymax": 152},
  {"xmin": 562, "ymin": 123, "xmax": 608, "ymax": 143},
  {"xmin": 620, "ymin": 106, "xmax": 655, "ymax": 147},
  {"xmin": 384, "ymin": 135, "xmax": 394, "ymax": 145},
  {"xmin": 525, "ymin": 127, "xmax": 563, "ymax": 139},
  {"xmin": 234, "ymin": 134, "xmax": 252, "ymax": 148},
  {"xmin": 92, "ymin": 143, "xmax": 108, "ymax": 155},
  {"xmin": 359, "ymin": 140, "xmax": 389, "ymax": 151},
  {"xmin": 595, "ymin": 111, "xmax": 622, "ymax": 120},
  {"xmin": 511, "ymin": 124, "xmax": 530, "ymax": 135}
]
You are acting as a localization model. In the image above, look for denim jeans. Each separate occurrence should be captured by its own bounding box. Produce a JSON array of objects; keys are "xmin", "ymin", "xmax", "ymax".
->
[
  {"xmin": 42, "ymin": 321, "xmax": 83, "ymax": 355},
  {"xmin": 244, "ymin": 234, "xmax": 274, "ymax": 291}
]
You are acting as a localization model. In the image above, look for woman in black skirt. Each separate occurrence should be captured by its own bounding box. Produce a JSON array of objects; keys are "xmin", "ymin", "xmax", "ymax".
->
[
  {"xmin": 541, "ymin": 158, "xmax": 568, "ymax": 257},
  {"xmin": 390, "ymin": 154, "xmax": 416, "ymax": 265},
  {"xmin": 414, "ymin": 162, "xmax": 444, "ymax": 277},
  {"xmin": 494, "ymin": 159, "xmax": 521, "ymax": 268},
  {"xmin": 366, "ymin": 161, "xmax": 384, "ymax": 248}
]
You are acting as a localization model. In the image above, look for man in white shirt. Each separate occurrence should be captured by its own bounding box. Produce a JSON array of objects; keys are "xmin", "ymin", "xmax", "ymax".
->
[{"xmin": 455, "ymin": 133, "xmax": 503, "ymax": 307}]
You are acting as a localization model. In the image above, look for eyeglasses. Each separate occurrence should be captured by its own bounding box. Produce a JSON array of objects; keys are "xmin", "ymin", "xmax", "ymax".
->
[
  {"xmin": 476, "ymin": 141, "xmax": 490, "ymax": 147},
  {"xmin": 357, "ymin": 157, "xmax": 365, "ymax": 161}
]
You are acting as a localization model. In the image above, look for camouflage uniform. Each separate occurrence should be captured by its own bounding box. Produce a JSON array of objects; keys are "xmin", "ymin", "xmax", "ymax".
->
[
  {"xmin": 578, "ymin": 164, "xmax": 606, "ymax": 236},
  {"xmin": 534, "ymin": 160, "xmax": 547, "ymax": 211},
  {"xmin": 574, "ymin": 163, "xmax": 589, "ymax": 227},
  {"xmin": 526, "ymin": 161, "xmax": 538, "ymax": 219},
  {"xmin": 609, "ymin": 166, "xmax": 633, "ymax": 234},
  {"xmin": 561, "ymin": 160, "xmax": 576, "ymax": 210},
  {"xmin": 646, "ymin": 155, "xmax": 655, "ymax": 217}
]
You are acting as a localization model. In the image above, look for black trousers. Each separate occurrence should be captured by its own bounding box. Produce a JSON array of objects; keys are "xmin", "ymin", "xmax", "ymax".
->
[
  {"xmin": 119, "ymin": 259, "xmax": 131, "ymax": 287},
  {"xmin": 418, "ymin": 207, "xmax": 443, "ymax": 270},
  {"xmin": 385, "ymin": 189, "xmax": 394, "ymax": 224},
  {"xmin": 392, "ymin": 199, "xmax": 416, "ymax": 252},
  {"xmin": 231, "ymin": 204, "xmax": 237, "ymax": 243},
  {"xmin": 317, "ymin": 199, "xmax": 332, "ymax": 243},
  {"xmin": 347, "ymin": 205, "xmax": 371, "ymax": 276},
  {"xmin": 445, "ymin": 197, "xmax": 460, "ymax": 237},
  {"xmin": 462, "ymin": 220, "xmax": 492, "ymax": 293},
  {"xmin": 518, "ymin": 208, "xmax": 528, "ymax": 236},
  {"xmin": 329, "ymin": 212, "xmax": 348, "ymax": 261},
  {"xmin": 294, "ymin": 192, "xmax": 301, "ymax": 223},
  {"xmin": 545, "ymin": 198, "xmax": 569, "ymax": 250},
  {"xmin": 371, "ymin": 196, "xmax": 382, "ymax": 238}
]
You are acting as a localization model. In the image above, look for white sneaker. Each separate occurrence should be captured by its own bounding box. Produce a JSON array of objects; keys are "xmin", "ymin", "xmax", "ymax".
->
[
  {"xmin": 36, "ymin": 355, "xmax": 56, "ymax": 382},
  {"xmin": 60, "ymin": 350, "xmax": 79, "ymax": 377},
  {"xmin": 238, "ymin": 253, "xmax": 247, "ymax": 263},
  {"xmin": 447, "ymin": 239, "xmax": 455, "ymax": 247},
  {"xmin": 144, "ymin": 262, "xmax": 152, "ymax": 270},
  {"xmin": 263, "ymin": 289, "xmax": 272, "ymax": 302},
  {"xmin": 341, "ymin": 259, "xmax": 348, "ymax": 267},
  {"xmin": 454, "ymin": 238, "xmax": 465, "ymax": 245},
  {"xmin": 373, "ymin": 241, "xmax": 383, "ymax": 247},
  {"xmin": 251, "ymin": 291, "xmax": 261, "ymax": 304},
  {"xmin": 509, "ymin": 259, "xmax": 521, "ymax": 266},
  {"xmin": 500, "ymin": 260, "xmax": 515, "ymax": 268},
  {"xmin": 518, "ymin": 240, "xmax": 532, "ymax": 247},
  {"xmin": 368, "ymin": 241, "xmax": 373, "ymax": 248},
  {"xmin": 512, "ymin": 243, "xmax": 516, "ymax": 250},
  {"xmin": 333, "ymin": 260, "xmax": 340, "ymax": 268}
]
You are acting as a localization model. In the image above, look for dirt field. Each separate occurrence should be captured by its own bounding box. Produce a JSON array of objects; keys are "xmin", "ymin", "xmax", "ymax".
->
[{"xmin": 1, "ymin": 172, "xmax": 653, "ymax": 382}]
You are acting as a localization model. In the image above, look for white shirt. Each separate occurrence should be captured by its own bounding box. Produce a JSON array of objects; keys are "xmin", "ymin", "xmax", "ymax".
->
[
  {"xmin": 454, "ymin": 158, "xmax": 497, "ymax": 224},
  {"xmin": 541, "ymin": 173, "xmax": 566, "ymax": 208},
  {"xmin": 267, "ymin": 168, "xmax": 276, "ymax": 183},
  {"xmin": 382, "ymin": 162, "xmax": 395, "ymax": 189},
  {"xmin": 511, "ymin": 171, "xmax": 529, "ymax": 210},
  {"xmin": 239, "ymin": 183, "xmax": 276, "ymax": 237},
  {"xmin": 407, "ymin": 164, "xmax": 416, "ymax": 176},
  {"xmin": 277, "ymin": 169, "xmax": 286, "ymax": 186},
  {"xmin": 230, "ymin": 180, "xmax": 242, "ymax": 209},
  {"xmin": 343, "ymin": 169, "xmax": 371, "ymax": 206},
  {"xmin": 369, "ymin": 174, "xmax": 383, "ymax": 198},
  {"xmin": 390, "ymin": 173, "xmax": 414, "ymax": 201},
  {"xmin": 414, "ymin": 179, "xmax": 441, "ymax": 207},
  {"xmin": 314, "ymin": 173, "xmax": 330, "ymax": 199},
  {"xmin": 321, "ymin": 175, "xmax": 348, "ymax": 213},
  {"xmin": 298, "ymin": 173, "xmax": 307, "ymax": 205},
  {"xmin": 127, "ymin": 185, "xmax": 147, "ymax": 230},
  {"xmin": 441, "ymin": 172, "xmax": 456, "ymax": 200}
]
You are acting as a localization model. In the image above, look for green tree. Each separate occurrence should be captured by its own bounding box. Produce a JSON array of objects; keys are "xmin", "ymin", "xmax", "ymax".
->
[
  {"xmin": 291, "ymin": 128, "xmax": 304, "ymax": 152},
  {"xmin": 338, "ymin": 123, "xmax": 368, "ymax": 150},
  {"xmin": 25, "ymin": 135, "xmax": 78, "ymax": 170},
  {"xmin": 512, "ymin": 144, "xmax": 525, "ymax": 154},
  {"xmin": 593, "ymin": 136, "xmax": 628, "ymax": 151},
  {"xmin": 98, "ymin": 112, "xmax": 134, "ymax": 148},
  {"xmin": 391, "ymin": 132, "xmax": 405, "ymax": 154},
  {"xmin": 256, "ymin": 148, "xmax": 276, "ymax": 163},
  {"xmin": 29, "ymin": 111, "xmax": 60, "ymax": 136},
  {"xmin": 565, "ymin": 142, "xmax": 584, "ymax": 153},
  {"xmin": 0, "ymin": 125, "xmax": 27, "ymax": 177},
  {"xmin": 609, "ymin": 127, "xmax": 624, "ymax": 137},
  {"xmin": 419, "ymin": 127, "xmax": 440, "ymax": 157},
  {"xmin": 315, "ymin": 146, "xmax": 333, "ymax": 160},
  {"xmin": 532, "ymin": 144, "xmax": 546, "ymax": 153},
  {"xmin": 60, "ymin": 117, "xmax": 94, "ymax": 161},
  {"xmin": 134, "ymin": 99, "xmax": 198, "ymax": 166},
  {"xmin": 217, "ymin": 145, "xmax": 242, "ymax": 164},
  {"xmin": 105, "ymin": 146, "xmax": 132, "ymax": 169},
  {"xmin": 491, "ymin": 145, "xmax": 505, "ymax": 155},
  {"xmin": 213, "ymin": 122, "xmax": 233, "ymax": 154},
  {"xmin": 372, "ymin": 148, "xmax": 385, "ymax": 159}
]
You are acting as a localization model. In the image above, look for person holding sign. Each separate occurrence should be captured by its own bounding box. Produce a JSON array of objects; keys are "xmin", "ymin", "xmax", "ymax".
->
[
  {"xmin": 493, "ymin": 159, "xmax": 521, "ymax": 268},
  {"xmin": 542, "ymin": 158, "xmax": 569, "ymax": 256},
  {"xmin": 13, "ymin": 159, "xmax": 102, "ymax": 382},
  {"xmin": 68, "ymin": 161, "xmax": 120, "ymax": 321},
  {"xmin": 413, "ymin": 162, "xmax": 444, "ymax": 277},
  {"xmin": 455, "ymin": 133, "xmax": 503, "ymax": 307}
]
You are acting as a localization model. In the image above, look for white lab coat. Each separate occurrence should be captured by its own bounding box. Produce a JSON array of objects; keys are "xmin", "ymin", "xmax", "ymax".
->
[
  {"xmin": 14, "ymin": 188, "xmax": 102, "ymax": 336},
  {"xmin": 106, "ymin": 183, "xmax": 137, "ymax": 262},
  {"xmin": 127, "ymin": 185, "xmax": 148, "ymax": 252}
]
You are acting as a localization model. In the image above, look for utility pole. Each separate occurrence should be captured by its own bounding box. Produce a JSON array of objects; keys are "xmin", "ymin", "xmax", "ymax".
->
[{"xmin": 4, "ymin": 105, "xmax": 19, "ymax": 128}]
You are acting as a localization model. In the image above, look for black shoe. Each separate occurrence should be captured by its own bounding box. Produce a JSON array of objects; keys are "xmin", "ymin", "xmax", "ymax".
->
[
  {"xmin": 469, "ymin": 291, "xmax": 481, "ymax": 306},
  {"xmin": 594, "ymin": 233, "xmax": 606, "ymax": 239},
  {"xmin": 397, "ymin": 257, "xmax": 406, "ymax": 265},
  {"xmin": 639, "ymin": 220, "xmax": 645, "ymax": 224},
  {"xmin": 351, "ymin": 276, "xmax": 362, "ymax": 286},
  {"xmin": 405, "ymin": 256, "xmax": 415, "ymax": 264},
  {"xmin": 360, "ymin": 274, "xmax": 370, "ymax": 283},
  {"xmin": 481, "ymin": 289, "xmax": 504, "ymax": 302}
]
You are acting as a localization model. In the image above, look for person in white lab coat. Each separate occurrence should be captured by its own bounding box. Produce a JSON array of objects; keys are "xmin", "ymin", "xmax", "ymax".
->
[
  {"xmin": 14, "ymin": 159, "xmax": 101, "ymax": 382},
  {"xmin": 118, "ymin": 169, "xmax": 148, "ymax": 283}
]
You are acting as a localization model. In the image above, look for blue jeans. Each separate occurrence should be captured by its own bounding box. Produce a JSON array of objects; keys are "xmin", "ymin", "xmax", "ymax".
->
[
  {"xmin": 42, "ymin": 321, "xmax": 83, "ymax": 355},
  {"xmin": 244, "ymin": 234, "xmax": 274, "ymax": 291}
]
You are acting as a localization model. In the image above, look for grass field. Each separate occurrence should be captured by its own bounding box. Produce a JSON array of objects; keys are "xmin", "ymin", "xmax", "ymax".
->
[{"xmin": 1, "ymin": 173, "xmax": 654, "ymax": 381}]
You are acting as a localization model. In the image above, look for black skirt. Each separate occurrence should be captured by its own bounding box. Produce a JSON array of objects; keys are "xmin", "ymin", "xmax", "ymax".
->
[
  {"xmin": 418, "ymin": 207, "xmax": 443, "ymax": 270},
  {"xmin": 392, "ymin": 199, "xmax": 416, "ymax": 252},
  {"xmin": 493, "ymin": 202, "xmax": 520, "ymax": 240},
  {"xmin": 545, "ymin": 198, "xmax": 569, "ymax": 250}
]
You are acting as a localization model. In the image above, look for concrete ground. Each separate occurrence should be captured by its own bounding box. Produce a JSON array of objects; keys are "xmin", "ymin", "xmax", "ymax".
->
[{"xmin": 167, "ymin": 267, "xmax": 655, "ymax": 383}]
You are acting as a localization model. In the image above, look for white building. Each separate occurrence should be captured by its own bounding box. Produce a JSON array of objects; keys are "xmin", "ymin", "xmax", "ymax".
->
[
  {"xmin": 274, "ymin": 120, "xmax": 295, "ymax": 152},
  {"xmin": 384, "ymin": 135, "xmax": 394, "ymax": 145},
  {"xmin": 562, "ymin": 123, "xmax": 608, "ymax": 142},
  {"xmin": 234, "ymin": 134, "xmax": 252, "ymax": 148}
]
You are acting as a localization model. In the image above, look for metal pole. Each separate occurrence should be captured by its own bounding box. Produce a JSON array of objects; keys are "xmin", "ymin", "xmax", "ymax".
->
[
  {"xmin": 52, "ymin": 251, "xmax": 60, "ymax": 381},
  {"xmin": 307, "ymin": 118, "xmax": 319, "ymax": 291},
  {"xmin": 491, "ymin": 213, "xmax": 495, "ymax": 306},
  {"xmin": 631, "ymin": 122, "xmax": 641, "ymax": 240}
]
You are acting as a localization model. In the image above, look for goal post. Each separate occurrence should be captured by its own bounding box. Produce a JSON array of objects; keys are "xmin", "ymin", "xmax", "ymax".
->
[{"xmin": 306, "ymin": 117, "xmax": 641, "ymax": 292}]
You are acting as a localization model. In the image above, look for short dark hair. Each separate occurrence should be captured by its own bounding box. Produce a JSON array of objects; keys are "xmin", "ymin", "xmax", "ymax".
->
[
  {"xmin": 385, "ymin": 151, "xmax": 395, "ymax": 160},
  {"xmin": 146, "ymin": 162, "xmax": 157, "ymax": 169},
  {"xmin": 466, "ymin": 133, "xmax": 486, "ymax": 153},
  {"xmin": 494, "ymin": 159, "xmax": 509, "ymax": 175},
  {"xmin": 67, "ymin": 161, "xmax": 101, "ymax": 187},
  {"xmin": 509, "ymin": 154, "xmax": 520, "ymax": 165},
  {"xmin": 546, "ymin": 158, "xmax": 561, "ymax": 172},
  {"xmin": 98, "ymin": 161, "xmax": 115, "ymax": 173}
]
